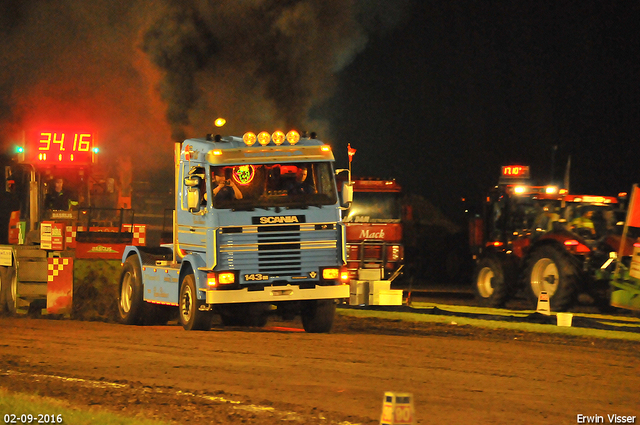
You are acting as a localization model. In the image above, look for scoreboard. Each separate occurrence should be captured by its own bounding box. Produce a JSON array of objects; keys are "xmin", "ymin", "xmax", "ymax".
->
[{"xmin": 20, "ymin": 129, "xmax": 97, "ymax": 165}]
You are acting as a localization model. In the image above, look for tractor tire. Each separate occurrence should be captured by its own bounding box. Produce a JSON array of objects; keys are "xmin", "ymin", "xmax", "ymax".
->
[
  {"xmin": 179, "ymin": 273, "xmax": 213, "ymax": 331},
  {"xmin": 300, "ymin": 299, "xmax": 336, "ymax": 333},
  {"xmin": 472, "ymin": 256, "xmax": 513, "ymax": 308},
  {"xmin": 219, "ymin": 303, "xmax": 269, "ymax": 327},
  {"xmin": 525, "ymin": 246, "xmax": 578, "ymax": 312},
  {"xmin": 0, "ymin": 265, "xmax": 18, "ymax": 314},
  {"xmin": 118, "ymin": 255, "xmax": 144, "ymax": 325},
  {"xmin": 0, "ymin": 267, "xmax": 7, "ymax": 313}
]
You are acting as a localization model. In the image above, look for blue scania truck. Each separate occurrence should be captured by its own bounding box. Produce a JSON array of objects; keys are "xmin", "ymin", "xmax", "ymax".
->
[{"xmin": 117, "ymin": 130, "xmax": 351, "ymax": 332}]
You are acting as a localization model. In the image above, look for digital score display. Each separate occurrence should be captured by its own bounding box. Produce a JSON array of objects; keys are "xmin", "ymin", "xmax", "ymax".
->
[
  {"xmin": 501, "ymin": 165, "xmax": 530, "ymax": 179},
  {"xmin": 23, "ymin": 130, "xmax": 96, "ymax": 165}
]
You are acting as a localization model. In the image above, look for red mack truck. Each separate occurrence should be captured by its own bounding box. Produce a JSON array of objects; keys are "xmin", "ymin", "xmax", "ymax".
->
[{"xmin": 338, "ymin": 175, "xmax": 404, "ymax": 306}]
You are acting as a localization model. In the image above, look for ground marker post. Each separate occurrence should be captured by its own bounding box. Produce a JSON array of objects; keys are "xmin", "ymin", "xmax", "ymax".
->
[
  {"xmin": 380, "ymin": 391, "xmax": 414, "ymax": 425},
  {"xmin": 536, "ymin": 291, "xmax": 550, "ymax": 315}
]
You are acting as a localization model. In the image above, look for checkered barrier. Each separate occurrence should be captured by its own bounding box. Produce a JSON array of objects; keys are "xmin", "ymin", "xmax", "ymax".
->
[
  {"xmin": 64, "ymin": 224, "xmax": 147, "ymax": 247},
  {"xmin": 123, "ymin": 224, "xmax": 146, "ymax": 246},
  {"xmin": 48, "ymin": 257, "xmax": 71, "ymax": 282}
]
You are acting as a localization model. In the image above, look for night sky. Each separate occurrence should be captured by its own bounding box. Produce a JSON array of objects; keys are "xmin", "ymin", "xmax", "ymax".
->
[{"xmin": 1, "ymin": 1, "xmax": 638, "ymax": 223}]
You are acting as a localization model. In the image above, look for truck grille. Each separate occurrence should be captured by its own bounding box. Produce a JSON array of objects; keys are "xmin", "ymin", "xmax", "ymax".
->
[{"xmin": 218, "ymin": 223, "xmax": 338, "ymax": 280}]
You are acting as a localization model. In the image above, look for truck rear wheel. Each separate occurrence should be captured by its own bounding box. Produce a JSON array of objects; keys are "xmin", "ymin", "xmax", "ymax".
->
[
  {"xmin": 118, "ymin": 255, "xmax": 144, "ymax": 325},
  {"xmin": 525, "ymin": 246, "xmax": 578, "ymax": 311},
  {"xmin": 179, "ymin": 273, "xmax": 213, "ymax": 331},
  {"xmin": 473, "ymin": 257, "xmax": 512, "ymax": 308},
  {"xmin": 301, "ymin": 299, "xmax": 336, "ymax": 333}
]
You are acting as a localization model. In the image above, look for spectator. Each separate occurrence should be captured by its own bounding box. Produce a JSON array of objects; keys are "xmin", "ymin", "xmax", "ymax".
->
[{"xmin": 212, "ymin": 168, "xmax": 243, "ymax": 202}]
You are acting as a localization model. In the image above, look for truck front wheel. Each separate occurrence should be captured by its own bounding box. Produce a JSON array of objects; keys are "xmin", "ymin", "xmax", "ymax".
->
[
  {"xmin": 525, "ymin": 246, "xmax": 578, "ymax": 311},
  {"xmin": 179, "ymin": 273, "xmax": 213, "ymax": 331},
  {"xmin": 300, "ymin": 299, "xmax": 336, "ymax": 333},
  {"xmin": 118, "ymin": 255, "xmax": 144, "ymax": 325},
  {"xmin": 473, "ymin": 257, "xmax": 512, "ymax": 308}
]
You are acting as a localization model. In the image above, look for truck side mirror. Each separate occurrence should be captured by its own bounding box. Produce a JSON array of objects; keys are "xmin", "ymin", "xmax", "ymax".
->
[
  {"xmin": 184, "ymin": 176, "xmax": 200, "ymax": 187},
  {"xmin": 184, "ymin": 176, "xmax": 202, "ymax": 212},
  {"xmin": 340, "ymin": 181, "xmax": 353, "ymax": 210}
]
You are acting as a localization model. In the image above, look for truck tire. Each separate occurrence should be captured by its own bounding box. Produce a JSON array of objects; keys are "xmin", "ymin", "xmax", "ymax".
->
[
  {"xmin": 525, "ymin": 246, "xmax": 578, "ymax": 312},
  {"xmin": 179, "ymin": 273, "xmax": 212, "ymax": 331},
  {"xmin": 219, "ymin": 303, "xmax": 269, "ymax": 327},
  {"xmin": 300, "ymin": 299, "xmax": 336, "ymax": 333},
  {"xmin": 118, "ymin": 255, "xmax": 144, "ymax": 325},
  {"xmin": 472, "ymin": 257, "xmax": 512, "ymax": 308}
]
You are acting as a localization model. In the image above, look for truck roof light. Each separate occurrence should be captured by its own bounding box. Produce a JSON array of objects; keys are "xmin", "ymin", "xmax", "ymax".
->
[
  {"xmin": 321, "ymin": 145, "xmax": 331, "ymax": 152},
  {"xmin": 242, "ymin": 132, "xmax": 256, "ymax": 146},
  {"xmin": 258, "ymin": 131, "xmax": 271, "ymax": 146},
  {"xmin": 272, "ymin": 131, "xmax": 285, "ymax": 145},
  {"xmin": 286, "ymin": 130, "xmax": 300, "ymax": 145},
  {"xmin": 212, "ymin": 150, "xmax": 222, "ymax": 156}
]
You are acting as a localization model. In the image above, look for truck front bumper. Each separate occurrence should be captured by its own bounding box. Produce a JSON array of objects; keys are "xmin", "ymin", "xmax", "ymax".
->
[{"xmin": 205, "ymin": 283, "xmax": 349, "ymax": 304}]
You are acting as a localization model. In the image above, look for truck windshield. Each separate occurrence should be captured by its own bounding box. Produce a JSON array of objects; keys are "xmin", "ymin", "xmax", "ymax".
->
[
  {"xmin": 343, "ymin": 192, "xmax": 402, "ymax": 223},
  {"xmin": 211, "ymin": 162, "xmax": 337, "ymax": 209}
]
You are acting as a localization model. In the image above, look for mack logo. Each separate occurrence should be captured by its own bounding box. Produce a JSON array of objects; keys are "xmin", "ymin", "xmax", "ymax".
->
[
  {"xmin": 87, "ymin": 245, "xmax": 119, "ymax": 253},
  {"xmin": 360, "ymin": 229, "xmax": 385, "ymax": 239},
  {"xmin": 252, "ymin": 215, "xmax": 306, "ymax": 225}
]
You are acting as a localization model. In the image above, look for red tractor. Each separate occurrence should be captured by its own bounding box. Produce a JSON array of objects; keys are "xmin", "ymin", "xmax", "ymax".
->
[{"xmin": 469, "ymin": 165, "xmax": 631, "ymax": 311}]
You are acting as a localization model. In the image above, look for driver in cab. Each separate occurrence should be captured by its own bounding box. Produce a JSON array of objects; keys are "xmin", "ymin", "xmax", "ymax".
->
[
  {"xmin": 286, "ymin": 166, "xmax": 314, "ymax": 195},
  {"xmin": 570, "ymin": 209, "xmax": 596, "ymax": 237}
]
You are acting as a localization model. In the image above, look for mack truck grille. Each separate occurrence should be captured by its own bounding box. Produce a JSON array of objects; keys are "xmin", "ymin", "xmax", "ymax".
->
[{"xmin": 218, "ymin": 223, "xmax": 338, "ymax": 280}]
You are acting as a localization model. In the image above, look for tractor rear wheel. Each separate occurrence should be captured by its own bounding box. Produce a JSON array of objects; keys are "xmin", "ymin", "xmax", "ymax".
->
[
  {"xmin": 525, "ymin": 246, "xmax": 578, "ymax": 311},
  {"xmin": 472, "ymin": 256, "xmax": 512, "ymax": 308}
]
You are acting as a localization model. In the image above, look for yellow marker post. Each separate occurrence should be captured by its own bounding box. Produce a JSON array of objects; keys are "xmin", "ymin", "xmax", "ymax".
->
[
  {"xmin": 380, "ymin": 391, "xmax": 414, "ymax": 425},
  {"xmin": 536, "ymin": 290, "xmax": 551, "ymax": 315}
]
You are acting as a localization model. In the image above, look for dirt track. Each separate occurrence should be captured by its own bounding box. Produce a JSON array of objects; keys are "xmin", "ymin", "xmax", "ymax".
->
[{"xmin": 0, "ymin": 313, "xmax": 639, "ymax": 425}]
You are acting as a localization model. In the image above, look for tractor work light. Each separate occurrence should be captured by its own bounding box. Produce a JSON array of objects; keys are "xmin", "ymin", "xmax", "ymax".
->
[{"xmin": 513, "ymin": 186, "xmax": 527, "ymax": 195}]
